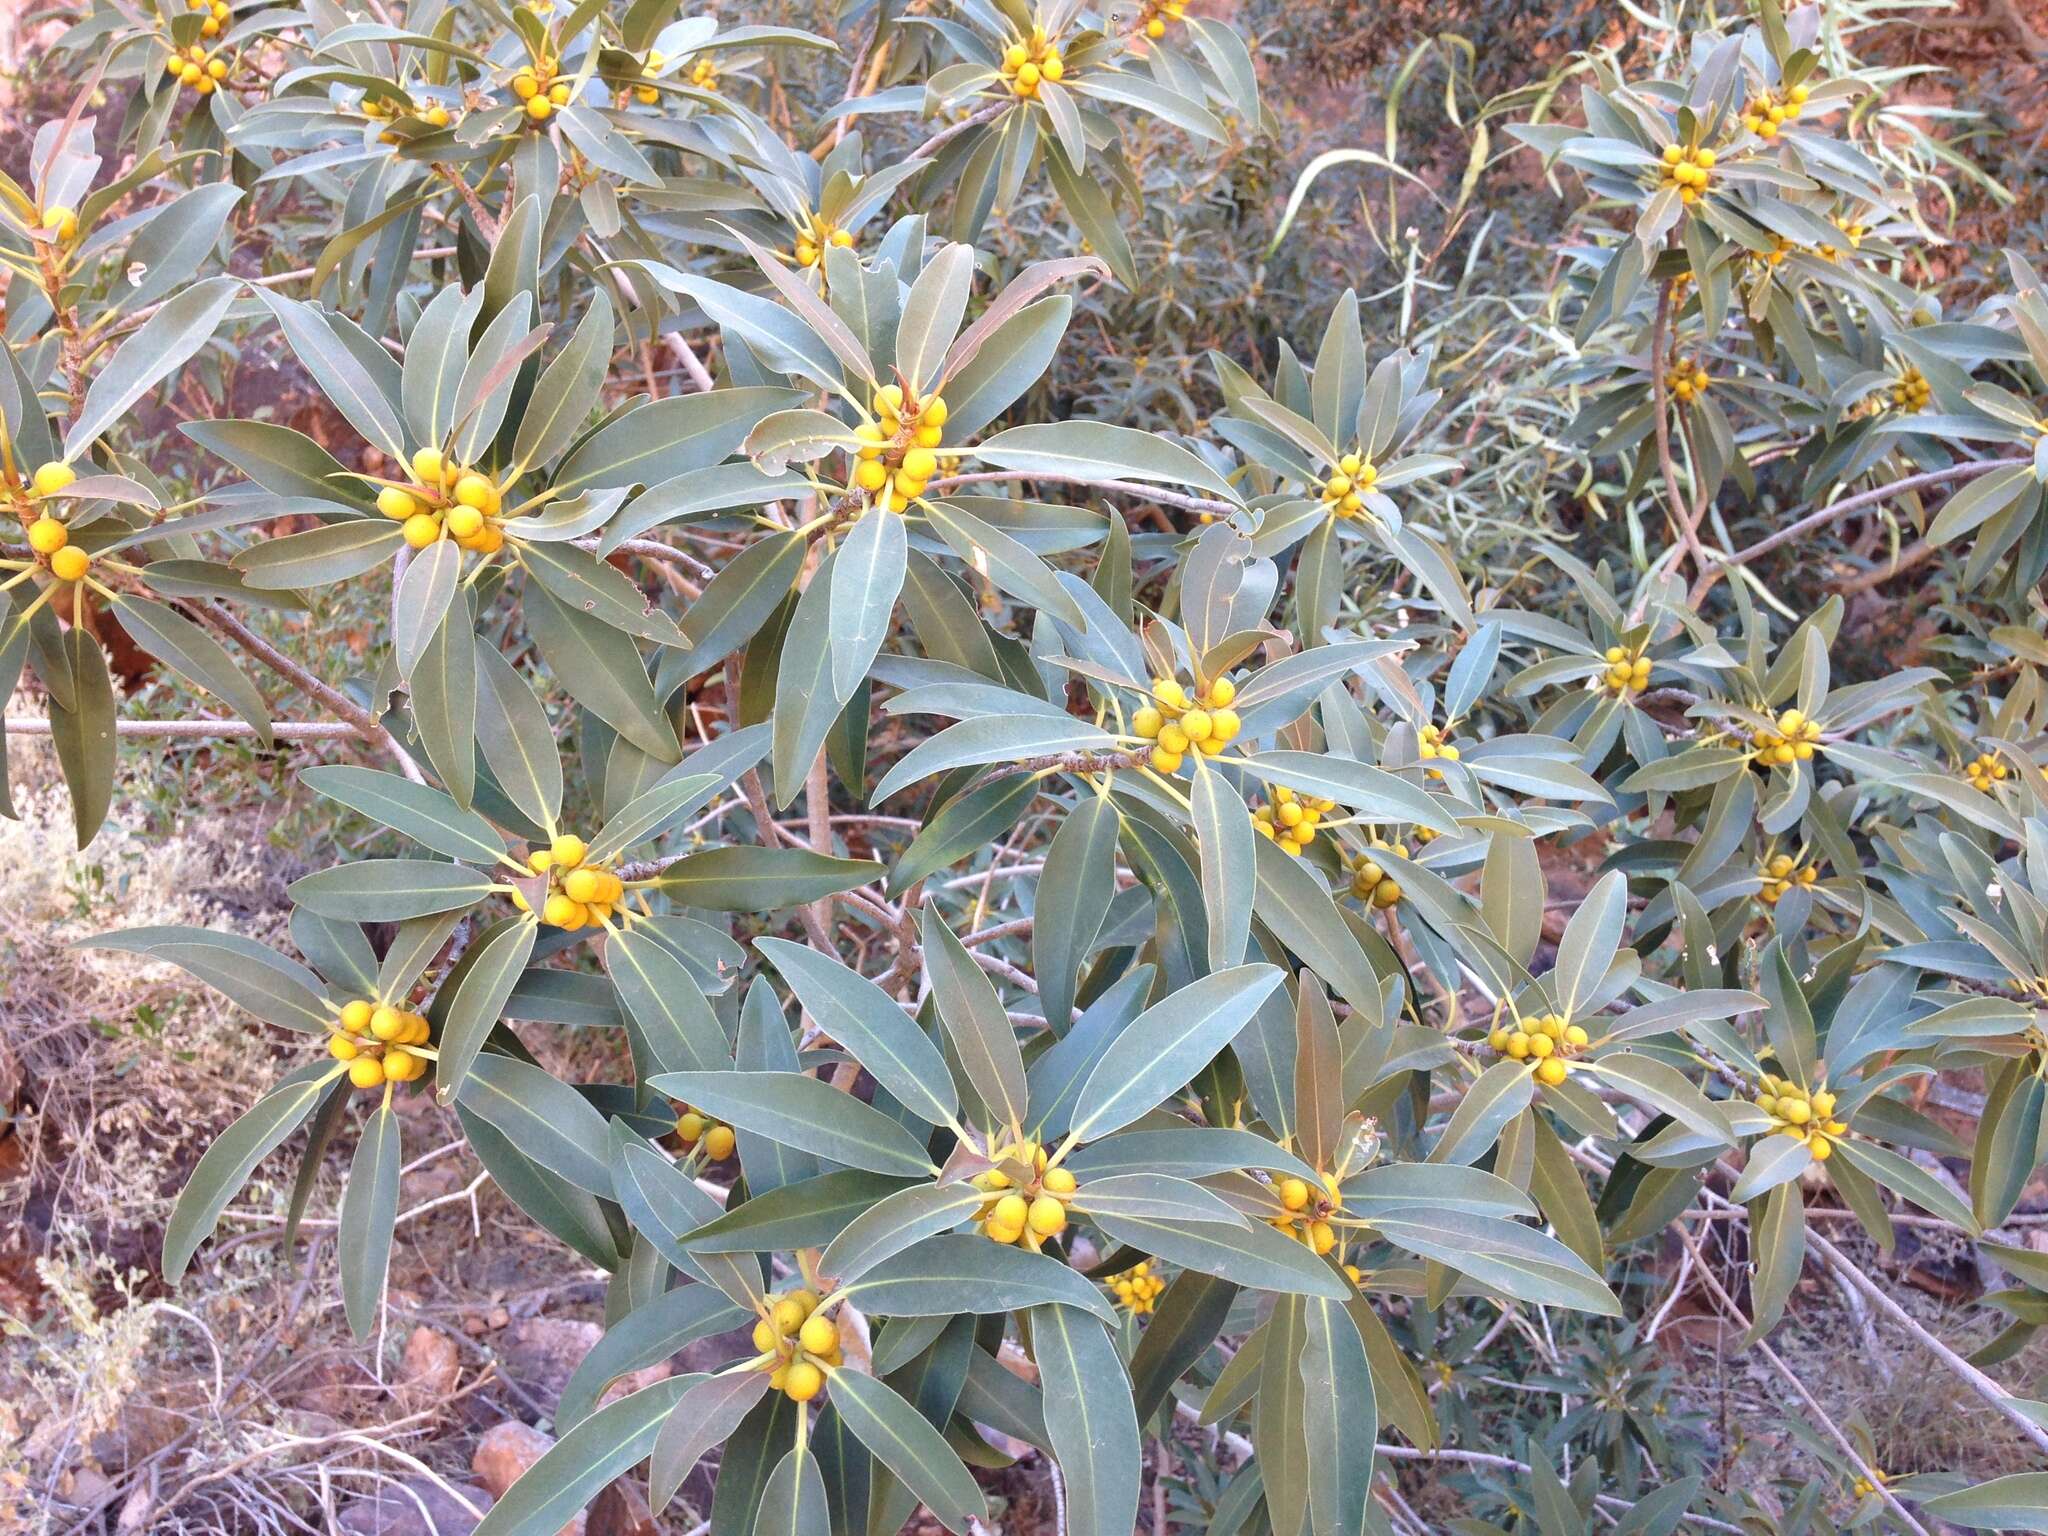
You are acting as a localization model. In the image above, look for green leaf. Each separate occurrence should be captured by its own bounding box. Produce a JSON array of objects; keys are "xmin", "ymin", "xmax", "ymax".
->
[
  {"xmin": 555, "ymin": 386, "xmax": 801, "ymax": 497},
  {"xmin": 974, "ymin": 421, "xmax": 1241, "ymax": 503},
  {"xmin": 524, "ymin": 580, "xmax": 678, "ymax": 761},
  {"xmin": 841, "ymin": 1234, "xmax": 1117, "ymax": 1324},
  {"xmin": 1034, "ymin": 1305, "xmax": 1139, "ymax": 1536},
  {"xmin": 819, "ymin": 1181, "xmax": 986, "ymax": 1286},
  {"xmin": 679, "ymin": 1170, "xmax": 918, "ymax": 1255},
  {"xmin": 47, "ymin": 625, "xmax": 115, "ymax": 847},
  {"xmin": 1744, "ymin": 1181, "xmax": 1805, "ymax": 1341},
  {"xmin": 897, "ymin": 242, "xmax": 976, "ymax": 393},
  {"xmin": 559, "ymin": 1284, "xmax": 749, "ymax": 1430},
  {"xmin": 829, "ymin": 505, "xmax": 908, "ymax": 698},
  {"xmin": 67, "ymin": 279, "xmax": 238, "ymax": 457},
  {"xmin": 920, "ymin": 910, "xmax": 1028, "ymax": 1134},
  {"xmin": 1370, "ymin": 1210, "xmax": 1620, "ymax": 1315},
  {"xmin": 1129, "ymin": 1270, "xmax": 1238, "ymax": 1424},
  {"xmin": 651, "ymin": 848, "xmax": 883, "ymax": 910},
  {"xmin": 433, "ymin": 918, "xmax": 539, "ymax": 1096},
  {"xmin": 393, "ymin": 537, "xmax": 462, "ymax": 681},
  {"xmin": 647, "ymin": 1071, "xmax": 937, "ymax": 1177},
  {"xmin": 302, "ymin": 765, "xmax": 507, "ymax": 864},
  {"xmin": 604, "ymin": 924, "xmax": 731, "ymax": 1076},
  {"xmin": 1092, "ymin": 1209, "xmax": 1349, "ymax": 1297},
  {"xmin": 1250, "ymin": 836, "xmax": 1385, "ymax": 1019},
  {"xmin": 757, "ymin": 938, "xmax": 958, "ymax": 1128},
  {"xmin": 165, "ymin": 1069, "xmax": 332, "ymax": 1280},
  {"xmin": 521, "ymin": 541, "xmax": 683, "ymax": 647},
  {"xmin": 458, "ymin": 1051, "xmax": 615, "ymax": 1196},
  {"xmin": 288, "ymin": 860, "xmax": 496, "ymax": 920},
  {"xmin": 923, "ymin": 497, "xmax": 1089, "ymax": 629},
  {"xmin": 1191, "ymin": 761, "xmax": 1255, "ymax": 971},
  {"xmin": 1300, "ymin": 1296, "xmax": 1373, "ymax": 1536},
  {"xmin": 476, "ymin": 647, "xmax": 563, "ymax": 826},
  {"xmin": 825, "ymin": 1367, "xmax": 985, "ymax": 1535},
  {"xmin": 233, "ymin": 519, "xmax": 404, "ymax": 589},
  {"xmin": 108, "ymin": 595, "xmax": 271, "ymax": 743},
  {"xmin": 469, "ymin": 1377, "xmax": 694, "ymax": 1536},
  {"xmin": 1032, "ymin": 794, "xmax": 1120, "ymax": 1034},
  {"xmin": 339, "ymin": 1101, "xmax": 401, "ymax": 1340},
  {"xmin": 1924, "ymin": 1472, "xmax": 2048, "ymax": 1531},
  {"xmin": 1069, "ymin": 966, "xmax": 1283, "ymax": 1142},
  {"xmin": 1834, "ymin": 1137, "xmax": 1980, "ymax": 1233},
  {"xmin": 753, "ymin": 1443, "xmax": 832, "ymax": 1536},
  {"xmin": 587, "ymin": 770, "xmax": 722, "ymax": 863},
  {"xmin": 253, "ymin": 287, "xmax": 406, "ymax": 460},
  {"xmin": 86, "ymin": 927, "xmax": 330, "ymax": 1034},
  {"xmin": 413, "ymin": 601, "xmax": 477, "ymax": 809}
]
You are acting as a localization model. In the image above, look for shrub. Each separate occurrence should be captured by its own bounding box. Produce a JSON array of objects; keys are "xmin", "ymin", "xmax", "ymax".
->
[{"xmin": 7, "ymin": 0, "xmax": 2048, "ymax": 1530}]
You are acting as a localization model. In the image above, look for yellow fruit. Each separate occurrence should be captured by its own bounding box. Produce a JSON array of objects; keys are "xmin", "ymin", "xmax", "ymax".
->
[
  {"xmin": 543, "ymin": 893, "xmax": 581, "ymax": 927},
  {"xmin": 402, "ymin": 512, "xmax": 442, "ymax": 548},
  {"xmin": 564, "ymin": 867, "xmax": 603, "ymax": 903},
  {"xmin": 901, "ymin": 447, "xmax": 938, "ymax": 481},
  {"xmin": 1564, "ymin": 1024, "xmax": 1589, "ymax": 1047},
  {"xmin": 1043, "ymin": 1167, "xmax": 1077, "ymax": 1195},
  {"xmin": 370, "ymin": 1005, "xmax": 404, "ymax": 1041},
  {"xmin": 49, "ymin": 547, "xmax": 90, "ymax": 582},
  {"xmin": 1132, "ymin": 706, "xmax": 1164, "ymax": 738},
  {"xmin": 752, "ymin": 1318, "xmax": 778, "ymax": 1351},
  {"xmin": 874, "ymin": 384, "xmax": 905, "ymax": 415},
  {"xmin": 1781, "ymin": 1098, "xmax": 1811, "ymax": 1125},
  {"xmin": 337, "ymin": 999, "xmax": 373, "ymax": 1032},
  {"xmin": 526, "ymin": 95, "xmax": 553, "ymax": 120},
  {"xmin": 1306, "ymin": 1220, "xmax": 1336, "ymax": 1254},
  {"xmin": 329, "ymin": 1034, "xmax": 359, "ymax": 1060},
  {"xmin": 1042, "ymin": 54, "xmax": 1063, "ymax": 81},
  {"xmin": 1027, "ymin": 1195, "xmax": 1067, "ymax": 1236},
  {"xmin": 1206, "ymin": 676, "xmax": 1236, "ymax": 706},
  {"xmin": 28, "ymin": 517, "xmax": 68, "ymax": 554},
  {"xmin": 551, "ymin": 833, "xmax": 586, "ymax": 866},
  {"xmin": 548, "ymin": 82, "xmax": 570, "ymax": 104},
  {"xmin": 1149, "ymin": 747, "xmax": 1183, "ymax": 773},
  {"xmin": 914, "ymin": 424, "xmax": 944, "ymax": 449},
  {"xmin": 1209, "ymin": 708, "xmax": 1240, "ymax": 740},
  {"xmin": 426, "ymin": 105, "xmax": 451, "ymax": 126},
  {"xmin": 1279, "ymin": 1178, "xmax": 1310, "ymax": 1211},
  {"xmin": 445, "ymin": 504, "xmax": 485, "ymax": 540},
  {"xmin": 512, "ymin": 72, "xmax": 539, "ymax": 98},
  {"xmin": 1159, "ymin": 724, "xmax": 1190, "ymax": 755},
  {"xmin": 31, "ymin": 462, "xmax": 76, "ymax": 497},
  {"xmin": 772, "ymin": 1297, "xmax": 808, "ymax": 1334},
  {"xmin": 378, "ymin": 486, "xmax": 418, "ymax": 520},
  {"xmin": 855, "ymin": 460, "xmax": 890, "ymax": 492},
  {"xmin": 41, "ymin": 205, "xmax": 79, "ymax": 241},
  {"xmin": 1536, "ymin": 1059, "xmax": 1568, "ymax": 1086},
  {"xmin": 1004, "ymin": 43, "xmax": 1029, "ymax": 69},
  {"xmin": 453, "ymin": 473, "xmax": 493, "ymax": 510},
  {"xmin": 783, "ymin": 1361, "xmax": 824, "ymax": 1401},
  {"xmin": 1181, "ymin": 709, "xmax": 1213, "ymax": 742},
  {"xmin": 799, "ymin": 1313, "xmax": 838, "ymax": 1354},
  {"xmin": 1811, "ymin": 1090, "xmax": 1836, "ymax": 1117},
  {"xmin": 349, "ymin": 1057, "xmax": 386, "ymax": 1089},
  {"xmin": 704, "ymin": 1125, "xmax": 736, "ymax": 1160},
  {"xmin": 991, "ymin": 1193, "xmax": 1029, "ymax": 1230},
  {"xmin": 985, "ymin": 1219, "xmax": 1024, "ymax": 1245}
]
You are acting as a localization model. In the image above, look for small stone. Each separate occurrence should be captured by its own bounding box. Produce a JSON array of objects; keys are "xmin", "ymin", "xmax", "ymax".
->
[
  {"xmin": 473, "ymin": 1425, "xmax": 579, "ymax": 1536},
  {"xmin": 498, "ymin": 1318, "xmax": 601, "ymax": 1413},
  {"xmin": 336, "ymin": 1478, "xmax": 491, "ymax": 1536},
  {"xmin": 399, "ymin": 1326, "xmax": 461, "ymax": 1400}
]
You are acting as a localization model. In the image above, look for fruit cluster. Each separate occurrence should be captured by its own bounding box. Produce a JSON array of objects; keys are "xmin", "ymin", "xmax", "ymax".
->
[
  {"xmin": 631, "ymin": 51, "xmax": 666, "ymax": 104},
  {"xmin": 793, "ymin": 211, "xmax": 854, "ymax": 269},
  {"xmin": 378, "ymin": 448, "xmax": 508, "ymax": 553},
  {"xmin": 751, "ymin": 1290, "xmax": 839, "ymax": 1402},
  {"xmin": 1488, "ymin": 1012, "xmax": 1588, "ymax": 1087},
  {"xmin": 21, "ymin": 463, "xmax": 91, "ymax": 582},
  {"xmin": 1108, "ymin": 1261, "xmax": 1166, "ymax": 1315},
  {"xmin": 182, "ymin": 0, "xmax": 231, "ymax": 37},
  {"xmin": 1267, "ymin": 1173, "xmax": 1342, "ymax": 1255},
  {"xmin": 687, "ymin": 55, "xmax": 718, "ymax": 89},
  {"xmin": 852, "ymin": 384, "xmax": 948, "ymax": 506},
  {"xmin": 510, "ymin": 834, "xmax": 627, "ymax": 929},
  {"xmin": 972, "ymin": 1140, "xmax": 1076, "ymax": 1248},
  {"xmin": 1347, "ymin": 845, "xmax": 1403, "ymax": 908},
  {"xmin": 1139, "ymin": 0, "xmax": 1187, "ymax": 39},
  {"xmin": 328, "ymin": 999, "xmax": 432, "ymax": 1088},
  {"xmin": 1417, "ymin": 721, "xmax": 1459, "ymax": 775},
  {"xmin": 999, "ymin": 32, "xmax": 1065, "ymax": 99},
  {"xmin": 363, "ymin": 93, "xmax": 451, "ymax": 130},
  {"xmin": 1318, "ymin": 452, "xmax": 1375, "ymax": 520},
  {"xmin": 1131, "ymin": 675, "xmax": 1240, "ymax": 773},
  {"xmin": 1253, "ymin": 785, "xmax": 1335, "ymax": 854},
  {"xmin": 510, "ymin": 60, "xmax": 573, "ymax": 121},
  {"xmin": 1658, "ymin": 142, "xmax": 1715, "ymax": 205},
  {"xmin": 164, "ymin": 43, "xmax": 229, "ymax": 95},
  {"xmin": 675, "ymin": 1106, "xmax": 736, "ymax": 1161},
  {"xmin": 1758, "ymin": 853, "xmax": 1820, "ymax": 905},
  {"xmin": 1740, "ymin": 82, "xmax": 1809, "ymax": 138},
  {"xmin": 1751, "ymin": 708, "xmax": 1822, "ymax": 767},
  {"xmin": 1598, "ymin": 645, "xmax": 1654, "ymax": 696},
  {"xmin": 1752, "ymin": 1074, "xmax": 1844, "ymax": 1159},
  {"xmin": 1667, "ymin": 356, "xmax": 1711, "ymax": 403},
  {"xmin": 1964, "ymin": 751, "xmax": 2010, "ymax": 794},
  {"xmin": 1889, "ymin": 364, "xmax": 1931, "ymax": 412}
]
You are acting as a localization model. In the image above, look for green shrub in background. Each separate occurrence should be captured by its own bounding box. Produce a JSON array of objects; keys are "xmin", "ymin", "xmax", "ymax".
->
[{"xmin": 5, "ymin": 0, "xmax": 2048, "ymax": 1529}]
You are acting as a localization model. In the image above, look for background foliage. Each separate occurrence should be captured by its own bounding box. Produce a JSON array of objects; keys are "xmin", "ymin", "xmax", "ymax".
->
[{"xmin": 4, "ymin": 0, "xmax": 2048, "ymax": 1532}]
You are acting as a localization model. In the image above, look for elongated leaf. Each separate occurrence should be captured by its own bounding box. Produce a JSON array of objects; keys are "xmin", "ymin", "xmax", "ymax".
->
[
  {"xmin": 1034, "ymin": 1305, "xmax": 1139, "ymax": 1536},
  {"xmin": 470, "ymin": 1377, "xmax": 694, "ymax": 1536},
  {"xmin": 459, "ymin": 1051, "xmax": 614, "ymax": 1195},
  {"xmin": 757, "ymin": 938, "xmax": 958, "ymax": 1128},
  {"xmin": 67, "ymin": 279, "xmax": 238, "ymax": 457},
  {"xmin": 109, "ymin": 595, "xmax": 271, "ymax": 742},
  {"xmin": 648, "ymin": 1070, "xmax": 937, "ymax": 1177},
  {"xmin": 843, "ymin": 1234, "xmax": 1117, "ymax": 1324},
  {"xmin": 1070, "ymin": 966, "xmax": 1284, "ymax": 1141},
  {"xmin": 826, "ymin": 1367, "xmax": 985, "ymax": 1534},
  {"xmin": 820, "ymin": 1181, "xmax": 986, "ymax": 1286},
  {"xmin": 652, "ymin": 848, "xmax": 883, "ymax": 910},
  {"xmin": 301, "ymin": 765, "xmax": 507, "ymax": 863},
  {"xmin": 339, "ymin": 1101, "xmax": 401, "ymax": 1339},
  {"xmin": 165, "ymin": 1069, "xmax": 331, "ymax": 1280},
  {"xmin": 288, "ymin": 860, "xmax": 496, "ymax": 920},
  {"xmin": 604, "ymin": 924, "xmax": 730, "ymax": 1076},
  {"xmin": 920, "ymin": 910, "xmax": 1028, "ymax": 1133}
]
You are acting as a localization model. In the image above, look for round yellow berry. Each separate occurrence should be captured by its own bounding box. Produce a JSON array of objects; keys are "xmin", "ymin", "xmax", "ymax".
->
[
  {"xmin": 28, "ymin": 517, "xmax": 68, "ymax": 555},
  {"xmin": 1043, "ymin": 1167, "xmax": 1077, "ymax": 1195},
  {"xmin": 1027, "ymin": 1195, "xmax": 1067, "ymax": 1236},
  {"xmin": 349, "ymin": 1056, "xmax": 386, "ymax": 1089},
  {"xmin": 704, "ymin": 1125, "xmax": 736, "ymax": 1160},
  {"xmin": 49, "ymin": 546, "xmax": 90, "ymax": 582},
  {"xmin": 783, "ymin": 1361, "xmax": 823, "ymax": 1401},
  {"xmin": 31, "ymin": 462, "xmax": 76, "ymax": 497}
]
